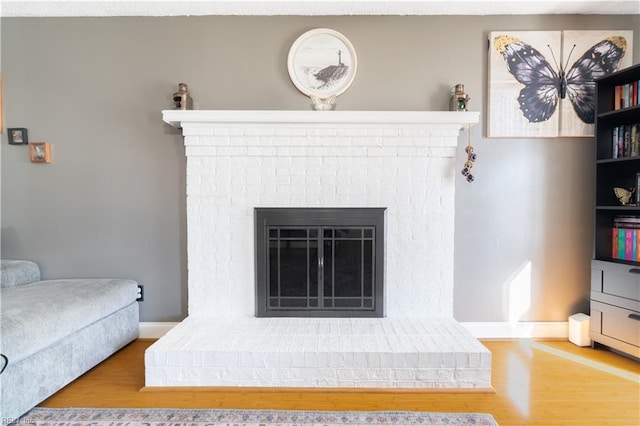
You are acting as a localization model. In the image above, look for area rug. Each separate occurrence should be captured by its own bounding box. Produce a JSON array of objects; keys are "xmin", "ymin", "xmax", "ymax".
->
[{"xmin": 16, "ymin": 407, "xmax": 498, "ymax": 425}]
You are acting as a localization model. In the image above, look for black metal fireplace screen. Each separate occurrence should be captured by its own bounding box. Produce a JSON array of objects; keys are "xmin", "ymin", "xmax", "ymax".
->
[{"xmin": 255, "ymin": 208, "xmax": 385, "ymax": 317}]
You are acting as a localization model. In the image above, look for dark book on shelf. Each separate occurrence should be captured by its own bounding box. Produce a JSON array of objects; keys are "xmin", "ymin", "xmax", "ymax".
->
[
  {"xmin": 611, "ymin": 123, "xmax": 640, "ymax": 158},
  {"xmin": 614, "ymin": 215, "xmax": 640, "ymax": 228}
]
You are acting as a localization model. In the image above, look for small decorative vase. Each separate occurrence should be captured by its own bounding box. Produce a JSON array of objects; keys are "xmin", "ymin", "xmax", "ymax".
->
[
  {"xmin": 450, "ymin": 84, "xmax": 470, "ymax": 112},
  {"xmin": 172, "ymin": 83, "xmax": 193, "ymax": 110}
]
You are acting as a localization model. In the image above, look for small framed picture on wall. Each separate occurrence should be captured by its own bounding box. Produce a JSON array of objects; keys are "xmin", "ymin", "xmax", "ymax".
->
[
  {"xmin": 8, "ymin": 128, "xmax": 28, "ymax": 145},
  {"xmin": 29, "ymin": 142, "xmax": 51, "ymax": 163}
]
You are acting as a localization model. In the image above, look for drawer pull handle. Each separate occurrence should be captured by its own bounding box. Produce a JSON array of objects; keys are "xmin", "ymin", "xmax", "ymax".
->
[
  {"xmin": 629, "ymin": 313, "xmax": 640, "ymax": 321},
  {"xmin": 628, "ymin": 268, "xmax": 640, "ymax": 274}
]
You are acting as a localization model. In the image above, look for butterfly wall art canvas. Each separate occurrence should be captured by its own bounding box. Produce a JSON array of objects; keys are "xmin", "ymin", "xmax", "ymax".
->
[{"xmin": 488, "ymin": 30, "xmax": 633, "ymax": 138}]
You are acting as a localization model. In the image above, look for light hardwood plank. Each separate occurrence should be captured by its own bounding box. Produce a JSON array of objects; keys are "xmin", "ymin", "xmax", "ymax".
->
[{"xmin": 40, "ymin": 339, "xmax": 639, "ymax": 426}]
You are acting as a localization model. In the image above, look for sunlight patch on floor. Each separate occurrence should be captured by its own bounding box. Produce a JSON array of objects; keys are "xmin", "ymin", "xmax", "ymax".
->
[
  {"xmin": 526, "ymin": 341, "xmax": 640, "ymax": 383},
  {"xmin": 507, "ymin": 351, "xmax": 531, "ymax": 417}
]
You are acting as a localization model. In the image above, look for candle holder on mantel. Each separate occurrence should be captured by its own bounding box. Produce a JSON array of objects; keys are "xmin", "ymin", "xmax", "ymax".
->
[
  {"xmin": 450, "ymin": 83, "xmax": 471, "ymax": 112},
  {"xmin": 172, "ymin": 83, "xmax": 193, "ymax": 110}
]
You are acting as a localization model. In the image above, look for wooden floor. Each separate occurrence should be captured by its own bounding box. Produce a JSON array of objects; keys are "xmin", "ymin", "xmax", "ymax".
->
[{"xmin": 41, "ymin": 339, "xmax": 639, "ymax": 425}]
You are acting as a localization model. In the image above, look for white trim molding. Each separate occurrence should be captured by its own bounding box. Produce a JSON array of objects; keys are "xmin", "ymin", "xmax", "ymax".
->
[
  {"xmin": 138, "ymin": 322, "xmax": 179, "ymax": 339},
  {"xmin": 2, "ymin": 1, "xmax": 638, "ymax": 17},
  {"xmin": 461, "ymin": 322, "xmax": 569, "ymax": 339}
]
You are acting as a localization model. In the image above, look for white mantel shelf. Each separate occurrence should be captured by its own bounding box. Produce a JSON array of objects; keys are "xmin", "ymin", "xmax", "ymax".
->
[{"xmin": 162, "ymin": 110, "xmax": 479, "ymax": 129}]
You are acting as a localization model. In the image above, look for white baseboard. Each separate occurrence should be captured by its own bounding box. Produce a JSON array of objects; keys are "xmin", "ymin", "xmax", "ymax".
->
[
  {"xmin": 139, "ymin": 322, "xmax": 179, "ymax": 339},
  {"xmin": 138, "ymin": 321, "xmax": 569, "ymax": 340},
  {"xmin": 461, "ymin": 321, "xmax": 568, "ymax": 339}
]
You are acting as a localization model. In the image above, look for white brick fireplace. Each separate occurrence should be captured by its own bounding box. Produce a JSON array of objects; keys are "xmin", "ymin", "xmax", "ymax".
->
[{"xmin": 145, "ymin": 110, "xmax": 491, "ymax": 389}]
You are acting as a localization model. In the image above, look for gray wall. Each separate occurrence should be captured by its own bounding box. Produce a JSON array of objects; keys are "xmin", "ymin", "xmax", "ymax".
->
[{"xmin": 2, "ymin": 16, "xmax": 638, "ymax": 322}]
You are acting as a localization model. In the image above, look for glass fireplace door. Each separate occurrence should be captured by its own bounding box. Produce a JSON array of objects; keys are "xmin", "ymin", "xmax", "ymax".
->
[
  {"xmin": 256, "ymin": 208, "xmax": 385, "ymax": 317},
  {"xmin": 268, "ymin": 227, "xmax": 374, "ymax": 312}
]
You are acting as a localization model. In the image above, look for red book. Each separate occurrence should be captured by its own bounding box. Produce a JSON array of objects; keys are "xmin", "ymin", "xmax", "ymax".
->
[{"xmin": 613, "ymin": 228, "xmax": 619, "ymax": 259}]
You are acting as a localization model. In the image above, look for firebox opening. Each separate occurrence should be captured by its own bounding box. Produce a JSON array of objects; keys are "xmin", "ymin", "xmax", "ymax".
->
[{"xmin": 255, "ymin": 208, "xmax": 385, "ymax": 318}]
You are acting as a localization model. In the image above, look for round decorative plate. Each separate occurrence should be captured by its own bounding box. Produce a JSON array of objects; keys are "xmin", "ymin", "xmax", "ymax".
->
[{"xmin": 287, "ymin": 28, "xmax": 358, "ymax": 99}]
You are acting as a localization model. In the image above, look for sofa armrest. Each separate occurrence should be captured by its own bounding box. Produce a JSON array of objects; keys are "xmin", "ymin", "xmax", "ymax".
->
[{"xmin": 1, "ymin": 260, "xmax": 41, "ymax": 288}]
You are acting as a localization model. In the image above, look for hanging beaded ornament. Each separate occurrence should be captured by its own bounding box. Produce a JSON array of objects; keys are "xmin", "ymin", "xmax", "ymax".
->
[{"xmin": 461, "ymin": 126, "xmax": 477, "ymax": 183}]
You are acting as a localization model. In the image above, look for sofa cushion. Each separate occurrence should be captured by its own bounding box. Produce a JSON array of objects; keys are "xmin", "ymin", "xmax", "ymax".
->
[
  {"xmin": 0, "ymin": 278, "xmax": 138, "ymax": 364},
  {"xmin": 1, "ymin": 260, "xmax": 41, "ymax": 288}
]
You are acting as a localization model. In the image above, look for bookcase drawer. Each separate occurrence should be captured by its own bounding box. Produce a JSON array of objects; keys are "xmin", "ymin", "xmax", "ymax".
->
[
  {"xmin": 592, "ymin": 301, "xmax": 640, "ymax": 348},
  {"xmin": 592, "ymin": 260, "xmax": 640, "ymax": 300}
]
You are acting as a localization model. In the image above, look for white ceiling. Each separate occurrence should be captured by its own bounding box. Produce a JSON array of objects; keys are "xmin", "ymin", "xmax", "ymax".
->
[{"xmin": 1, "ymin": 0, "xmax": 639, "ymax": 17}]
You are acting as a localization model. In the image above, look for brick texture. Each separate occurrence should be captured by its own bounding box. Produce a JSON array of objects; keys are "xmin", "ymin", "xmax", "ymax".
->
[
  {"xmin": 146, "ymin": 317, "xmax": 491, "ymax": 388},
  {"xmin": 184, "ymin": 124, "xmax": 457, "ymax": 318},
  {"xmin": 146, "ymin": 114, "xmax": 490, "ymax": 389}
]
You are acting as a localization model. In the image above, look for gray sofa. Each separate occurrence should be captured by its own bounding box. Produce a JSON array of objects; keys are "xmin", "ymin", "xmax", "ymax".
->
[{"xmin": 0, "ymin": 260, "xmax": 139, "ymax": 420}]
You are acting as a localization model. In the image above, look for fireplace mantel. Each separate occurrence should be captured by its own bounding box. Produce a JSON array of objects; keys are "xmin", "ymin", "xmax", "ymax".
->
[{"xmin": 162, "ymin": 109, "xmax": 479, "ymax": 129}]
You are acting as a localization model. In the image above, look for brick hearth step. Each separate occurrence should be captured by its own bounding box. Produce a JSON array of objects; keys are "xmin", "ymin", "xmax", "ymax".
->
[{"xmin": 145, "ymin": 317, "xmax": 491, "ymax": 389}]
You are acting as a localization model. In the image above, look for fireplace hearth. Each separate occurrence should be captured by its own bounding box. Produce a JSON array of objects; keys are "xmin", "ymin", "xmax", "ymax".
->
[{"xmin": 146, "ymin": 110, "xmax": 490, "ymax": 389}]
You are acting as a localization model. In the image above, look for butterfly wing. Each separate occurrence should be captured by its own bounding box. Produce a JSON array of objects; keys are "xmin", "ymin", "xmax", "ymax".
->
[
  {"xmin": 494, "ymin": 35, "xmax": 561, "ymax": 123},
  {"xmin": 614, "ymin": 187, "xmax": 633, "ymax": 205},
  {"xmin": 565, "ymin": 37, "xmax": 627, "ymax": 124}
]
